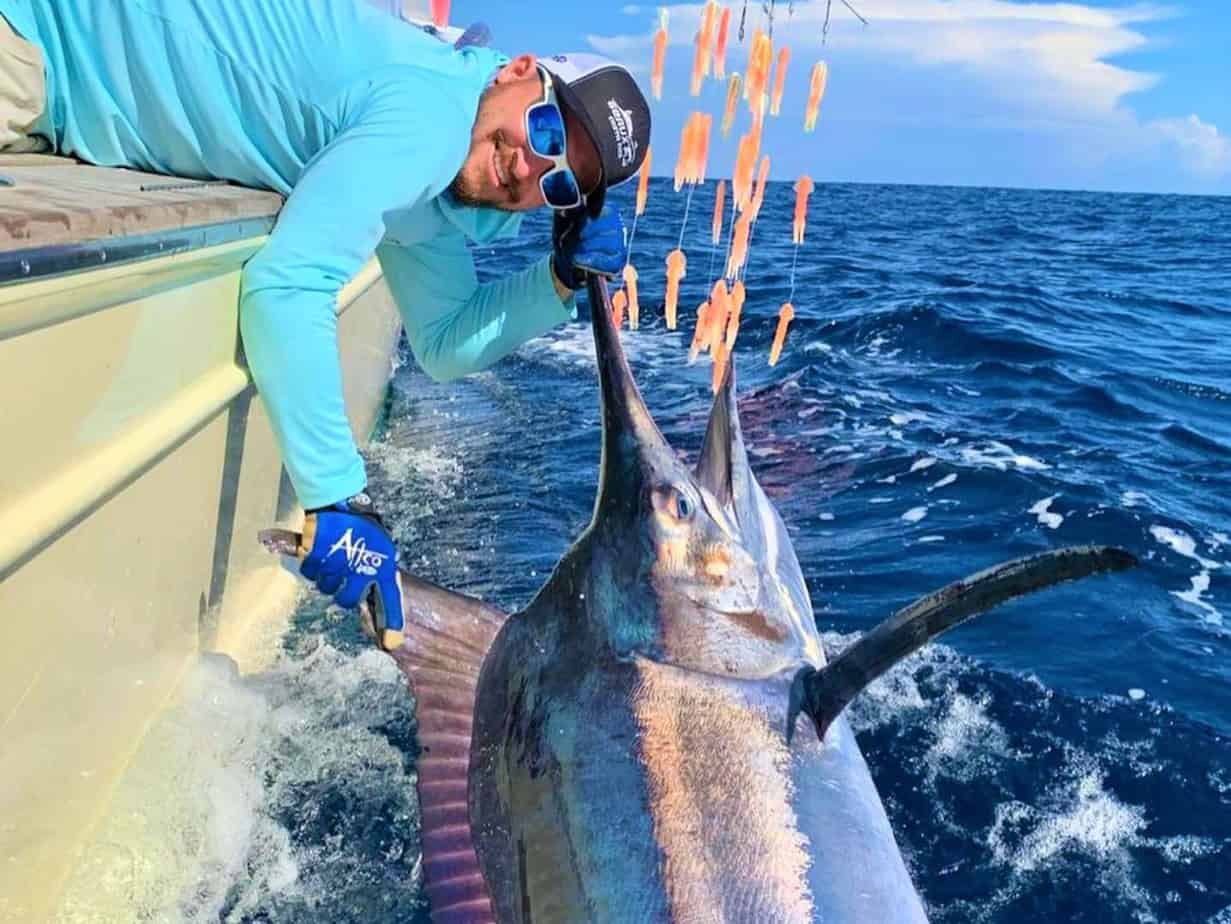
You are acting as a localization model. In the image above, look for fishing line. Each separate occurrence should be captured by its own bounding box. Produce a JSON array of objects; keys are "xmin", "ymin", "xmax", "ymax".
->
[
  {"xmin": 623, "ymin": 212, "xmax": 639, "ymax": 275},
  {"xmin": 707, "ymin": 220, "xmax": 718, "ymax": 286},
  {"xmin": 741, "ymin": 213, "xmax": 758, "ymax": 284},
  {"xmin": 676, "ymin": 183, "xmax": 696, "ymax": 250},
  {"xmin": 721, "ymin": 188, "xmax": 738, "ymax": 280},
  {"xmin": 787, "ymin": 239, "xmax": 800, "ymax": 302}
]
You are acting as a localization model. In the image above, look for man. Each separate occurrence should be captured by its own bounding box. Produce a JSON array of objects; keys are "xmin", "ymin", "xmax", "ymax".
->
[{"xmin": 0, "ymin": 0, "xmax": 650, "ymax": 647}]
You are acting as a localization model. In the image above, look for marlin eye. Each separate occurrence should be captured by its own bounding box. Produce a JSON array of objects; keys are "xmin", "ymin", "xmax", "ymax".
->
[
  {"xmin": 675, "ymin": 493, "xmax": 694, "ymax": 519},
  {"xmin": 652, "ymin": 485, "xmax": 697, "ymax": 523}
]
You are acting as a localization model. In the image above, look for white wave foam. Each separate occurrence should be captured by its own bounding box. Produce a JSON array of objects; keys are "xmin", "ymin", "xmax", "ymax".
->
[
  {"xmin": 1172, "ymin": 572, "xmax": 1223, "ymax": 626},
  {"xmin": 989, "ymin": 769, "xmax": 1148, "ymax": 875},
  {"xmin": 902, "ymin": 506, "xmax": 929, "ymax": 523},
  {"xmin": 926, "ymin": 693, "xmax": 1011, "ymax": 783},
  {"xmin": 56, "ymin": 646, "xmax": 421, "ymax": 922},
  {"xmin": 982, "ymin": 752, "xmax": 1219, "ymax": 920},
  {"xmin": 519, "ymin": 319, "xmax": 680, "ymax": 370},
  {"xmin": 1128, "ymin": 688, "xmax": 1146, "ymax": 701},
  {"xmin": 369, "ymin": 442, "xmax": 463, "ymax": 492},
  {"xmin": 960, "ymin": 441, "xmax": 1050, "ymax": 472},
  {"xmin": 1149, "ymin": 525, "xmax": 1223, "ymax": 570},
  {"xmin": 1150, "ymin": 528, "xmax": 1225, "ymax": 624},
  {"xmin": 365, "ymin": 441, "xmax": 465, "ymax": 543},
  {"xmin": 909, "ymin": 456, "xmax": 938, "ymax": 472},
  {"xmin": 1121, "ymin": 491, "xmax": 1151, "ymax": 509},
  {"xmin": 929, "ymin": 473, "xmax": 958, "ymax": 492},
  {"xmin": 917, "ymin": 535, "xmax": 946, "ymax": 544},
  {"xmin": 1029, "ymin": 495, "xmax": 1064, "ymax": 530},
  {"xmin": 891, "ymin": 411, "xmax": 930, "ymax": 426}
]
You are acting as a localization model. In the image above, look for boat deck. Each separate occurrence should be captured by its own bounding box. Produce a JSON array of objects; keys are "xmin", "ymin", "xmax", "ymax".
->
[{"xmin": 0, "ymin": 153, "xmax": 285, "ymax": 279}]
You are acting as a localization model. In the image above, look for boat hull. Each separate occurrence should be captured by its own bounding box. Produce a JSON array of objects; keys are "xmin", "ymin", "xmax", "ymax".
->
[{"xmin": 0, "ymin": 158, "xmax": 401, "ymax": 921}]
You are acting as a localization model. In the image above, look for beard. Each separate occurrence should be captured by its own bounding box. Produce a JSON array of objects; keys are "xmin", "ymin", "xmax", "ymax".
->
[
  {"xmin": 448, "ymin": 168, "xmax": 486, "ymax": 208},
  {"xmin": 449, "ymin": 85, "xmax": 504, "ymax": 209}
]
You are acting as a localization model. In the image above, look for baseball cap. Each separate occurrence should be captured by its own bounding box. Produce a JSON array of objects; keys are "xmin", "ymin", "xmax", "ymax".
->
[{"xmin": 540, "ymin": 53, "xmax": 652, "ymax": 217}]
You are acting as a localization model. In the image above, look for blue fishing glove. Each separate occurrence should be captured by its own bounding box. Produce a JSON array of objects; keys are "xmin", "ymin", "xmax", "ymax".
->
[
  {"xmin": 300, "ymin": 491, "xmax": 405, "ymax": 650},
  {"xmin": 551, "ymin": 204, "xmax": 628, "ymax": 290}
]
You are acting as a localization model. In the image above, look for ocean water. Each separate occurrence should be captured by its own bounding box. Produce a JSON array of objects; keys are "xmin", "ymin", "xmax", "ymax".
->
[{"xmin": 168, "ymin": 181, "xmax": 1230, "ymax": 922}]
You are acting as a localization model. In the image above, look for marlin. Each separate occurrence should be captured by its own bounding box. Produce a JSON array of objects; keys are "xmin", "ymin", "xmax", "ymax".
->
[{"xmin": 265, "ymin": 277, "xmax": 1135, "ymax": 922}]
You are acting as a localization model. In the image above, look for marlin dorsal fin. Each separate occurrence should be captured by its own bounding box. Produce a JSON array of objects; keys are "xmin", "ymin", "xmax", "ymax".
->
[
  {"xmin": 389, "ymin": 573, "xmax": 508, "ymax": 923},
  {"xmin": 788, "ymin": 546, "xmax": 1138, "ymax": 744}
]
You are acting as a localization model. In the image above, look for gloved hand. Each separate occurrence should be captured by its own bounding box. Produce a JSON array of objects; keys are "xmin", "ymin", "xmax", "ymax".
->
[
  {"xmin": 301, "ymin": 491, "xmax": 405, "ymax": 651},
  {"xmin": 551, "ymin": 204, "xmax": 628, "ymax": 291}
]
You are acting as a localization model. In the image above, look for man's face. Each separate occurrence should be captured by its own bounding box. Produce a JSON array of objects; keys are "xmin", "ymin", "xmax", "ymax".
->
[{"xmin": 452, "ymin": 54, "xmax": 602, "ymax": 211}]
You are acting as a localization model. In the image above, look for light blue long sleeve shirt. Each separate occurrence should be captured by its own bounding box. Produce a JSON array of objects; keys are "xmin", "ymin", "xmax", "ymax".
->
[{"xmin": 4, "ymin": 0, "xmax": 574, "ymax": 508}]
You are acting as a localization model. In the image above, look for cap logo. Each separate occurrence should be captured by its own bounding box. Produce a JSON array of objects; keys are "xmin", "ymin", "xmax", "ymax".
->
[{"xmin": 607, "ymin": 99, "xmax": 637, "ymax": 168}]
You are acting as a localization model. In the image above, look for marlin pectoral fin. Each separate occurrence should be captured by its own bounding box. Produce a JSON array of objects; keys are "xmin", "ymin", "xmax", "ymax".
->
[{"xmin": 787, "ymin": 545, "xmax": 1139, "ymax": 744}]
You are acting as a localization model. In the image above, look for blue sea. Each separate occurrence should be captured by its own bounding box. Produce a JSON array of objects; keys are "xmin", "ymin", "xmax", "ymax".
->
[{"xmin": 172, "ymin": 181, "xmax": 1230, "ymax": 922}]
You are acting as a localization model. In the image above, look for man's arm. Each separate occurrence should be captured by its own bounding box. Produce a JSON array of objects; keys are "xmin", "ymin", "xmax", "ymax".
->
[
  {"xmin": 376, "ymin": 232, "xmax": 576, "ymax": 384},
  {"xmin": 240, "ymin": 86, "xmax": 459, "ymax": 508}
]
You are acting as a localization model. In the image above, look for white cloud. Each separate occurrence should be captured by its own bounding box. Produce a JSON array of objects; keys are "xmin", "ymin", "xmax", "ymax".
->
[
  {"xmin": 589, "ymin": 0, "xmax": 1229, "ymax": 181},
  {"xmin": 1151, "ymin": 114, "xmax": 1231, "ymax": 176}
]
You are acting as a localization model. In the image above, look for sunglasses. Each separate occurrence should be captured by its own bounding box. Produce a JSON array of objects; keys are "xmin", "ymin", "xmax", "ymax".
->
[{"xmin": 526, "ymin": 67, "xmax": 585, "ymax": 211}]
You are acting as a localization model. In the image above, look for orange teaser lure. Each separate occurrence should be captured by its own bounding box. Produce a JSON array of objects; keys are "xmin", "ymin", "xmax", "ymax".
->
[
  {"xmin": 714, "ymin": 7, "xmax": 732, "ymax": 79},
  {"xmin": 749, "ymin": 155, "xmax": 771, "ymax": 221},
  {"xmin": 699, "ymin": 113, "xmax": 713, "ymax": 182},
  {"xmin": 770, "ymin": 46, "xmax": 790, "ymax": 116},
  {"xmin": 792, "ymin": 174, "xmax": 814, "ymax": 244},
  {"xmin": 726, "ymin": 210, "xmax": 753, "ymax": 279},
  {"xmin": 805, "ymin": 61, "xmax": 828, "ymax": 132},
  {"xmin": 691, "ymin": 2, "xmax": 717, "ymax": 94},
  {"xmin": 623, "ymin": 263, "xmax": 641, "ymax": 331},
  {"xmin": 769, "ymin": 302, "xmax": 794, "ymax": 365},
  {"xmin": 747, "ymin": 33, "xmax": 773, "ymax": 118},
  {"xmin": 611, "ymin": 289, "xmax": 627, "ymax": 330},
  {"xmin": 722, "ymin": 72, "xmax": 742, "ymax": 138},
  {"xmin": 711, "ymin": 179, "xmax": 726, "ymax": 246},
  {"xmin": 690, "ymin": 37, "xmax": 705, "ymax": 97},
  {"xmin": 732, "ymin": 131, "xmax": 757, "ymax": 211},
  {"xmin": 664, "ymin": 249, "xmax": 687, "ymax": 330},
  {"xmin": 636, "ymin": 146, "xmax": 652, "ymax": 217},
  {"xmin": 651, "ymin": 14, "xmax": 669, "ymax": 101},
  {"xmin": 700, "ymin": 2, "xmax": 717, "ymax": 76},
  {"xmin": 743, "ymin": 30, "xmax": 762, "ymax": 99},
  {"xmin": 673, "ymin": 116, "xmax": 693, "ymax": 191},
  {"xmin": 678, "ymin": 111, "xmax": 706, "ymax": 186},
  {"xmin": 725, "ymin": 279, "xmax": 746, "ymax": 349},
  {"xmin": 689, "ymin": 301, "xmax": 712, "ymax": 363}
]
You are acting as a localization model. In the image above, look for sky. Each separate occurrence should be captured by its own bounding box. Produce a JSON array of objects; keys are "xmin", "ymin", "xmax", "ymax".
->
[{"xmin": 453, "ymin": 0, "xmax": 1230, "ymax": 195}]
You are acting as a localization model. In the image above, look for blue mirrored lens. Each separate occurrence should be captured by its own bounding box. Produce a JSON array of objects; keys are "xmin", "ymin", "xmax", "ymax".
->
[
  {"xmin": 541, "ymin": 168, "xmax": 580, "ymax": 208},
  {"xmin": 527, "ymin": 103, "xmax": 566, "ymax": 157}
]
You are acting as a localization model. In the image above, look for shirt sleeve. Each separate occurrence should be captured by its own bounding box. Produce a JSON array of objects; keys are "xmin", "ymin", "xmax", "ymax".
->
[
  {"xmin": 239, "ymin": 81, "xmax": 458, "ymax": 510},
  {"xmin": 376, "ymin": 234, "xmax": 576, "ymax": 384}
]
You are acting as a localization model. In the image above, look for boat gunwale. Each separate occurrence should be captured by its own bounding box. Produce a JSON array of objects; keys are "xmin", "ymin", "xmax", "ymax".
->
[{"xmin": 0, "ymin": 214, "xmax": 278, "ymax": 288}]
